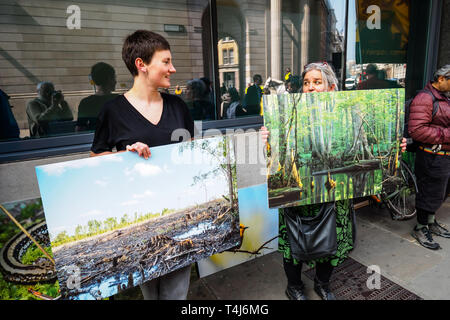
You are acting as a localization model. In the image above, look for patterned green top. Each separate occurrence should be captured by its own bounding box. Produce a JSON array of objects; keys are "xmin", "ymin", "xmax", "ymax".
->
[{"xmin": 278, "ymin": 199, "xmax": 355, "ymax": 267}]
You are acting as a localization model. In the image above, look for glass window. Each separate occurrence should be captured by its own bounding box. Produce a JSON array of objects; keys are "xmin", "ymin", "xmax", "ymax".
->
[
  {"xmin": 349, "ymin": 0, "xmax": 409, "ymax": 90},
  {"xmin": 0, "ymin": 0, "xmax": 415, "ymax": 160},
  {"xmin": 229, "ymin": 48, "xmax": 234, "ymax": 64},
  {"xmin": 223, "ymin": 49, "xmax": 229, "ymax": 64},
  {"xmin": 215, "ymin": 0, "xmax": 410, "ymax": 120},
  {"xmin": 0, "ymin": 0, "xmax": 214, "ymax": 143}
]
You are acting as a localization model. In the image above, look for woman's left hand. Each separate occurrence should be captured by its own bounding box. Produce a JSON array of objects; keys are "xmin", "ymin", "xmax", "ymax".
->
[
  {"xmin": 126, "ymin": 142, "xmax": 151, "ymax": 159},
  {"xmin": 400, "ymin": 137, "xmax": 407, "ymax": 153}
]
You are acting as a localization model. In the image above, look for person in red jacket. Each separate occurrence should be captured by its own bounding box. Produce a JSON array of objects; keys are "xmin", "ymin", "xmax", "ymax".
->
[{"xmin": 409, "ymin": 64, "xmax": 450, "ymax": 250}]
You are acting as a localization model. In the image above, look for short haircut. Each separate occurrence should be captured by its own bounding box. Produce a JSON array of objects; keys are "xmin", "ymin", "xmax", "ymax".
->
[
  {"xmin": 365, "ymin": 64, "xmax": 378, "ymax": 75},
  {"xmin": 122, "ymin": 30, "xmax": 171, "ymax": 77},
  {"xmin": 253, "ymin": 74, "xmax": 262, "ymax": 82},
  {"xmin": 433, "ymin": 64, "xmax": 450, "ymax": 82},
  {"xmin": 90, "ymin": 62, "xmax": 115, "ymax": 86}
]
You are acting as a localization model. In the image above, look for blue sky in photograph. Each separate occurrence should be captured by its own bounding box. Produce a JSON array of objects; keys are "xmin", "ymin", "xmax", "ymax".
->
[
  {"xmin": 197, "ymin": 183, "xmax": 278, "ymax": 277},
  {"xmin": 36, "ymin": 138, "xmax": 230, "ymax": 239}
]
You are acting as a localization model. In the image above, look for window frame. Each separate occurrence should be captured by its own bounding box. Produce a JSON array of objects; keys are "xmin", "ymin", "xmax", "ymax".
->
[
  {"xmin": 223, "ymin": 49, "xmax": 229, "ymax": 65},
  {"xmin": 229, "ymin": 48, "xmax": 234, "ymax": 64}
]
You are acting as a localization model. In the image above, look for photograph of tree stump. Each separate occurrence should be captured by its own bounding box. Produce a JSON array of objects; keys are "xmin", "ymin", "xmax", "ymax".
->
[
  {"xmin": 263, "ymin": 89, "xmax": 405, "ymax": 209},
  {"xmin": 35, "ymin": 135, "xmax": 239, "ymax": 300}
]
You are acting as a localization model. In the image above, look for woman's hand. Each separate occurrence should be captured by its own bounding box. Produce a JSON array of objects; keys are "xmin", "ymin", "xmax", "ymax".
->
[
  {"xmin": 400, "ymin": 137, "xmax": 407, "ymax": 153},
  {"xmin": 126, "ymin": 142, "xmax": 151, "ymax": 159},
  {"xmin": 260, "ymin": 126, "xmax": 270, "ymax": 145}
]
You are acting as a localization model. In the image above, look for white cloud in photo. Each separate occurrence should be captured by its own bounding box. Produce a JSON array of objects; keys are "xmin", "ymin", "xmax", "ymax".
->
[
  {"xmin": 40, "ymin": 162, "xmax": 73, "ymax": 176},
  {"xmin": 133, "ymin": 190, "xmax": 154, "ymax": 199},
  {"xmin": 102, "ymin": 155, "xmax": 123, "ymax": 163},
  {"xmin": 80, "ymin": 209, "xmax": 104, "ymax": 218},
  {"xmin": 126, "ymin": 163, "xmax": 162, "ymax": 177},
  {"xmin": 94, "ymin": 179, "xmax": 108, "ymax": 187},
  {"xmin": 40, "ymin": 153, "xmax": 123, "ymax": 176},
  {"xmin": 41, "ymin": 157, "xmax": 102, "ymax": 176},
  {"xmin": 163, "ymin": 164, "xmax": 173, "ymax": 174},
  {"xmin": 121, "ymin": 199, "xmax": 140, "ymax": 206},
  {"xmin": 52, "ymin": 225, "xmax": 68, "ymax": 233}
]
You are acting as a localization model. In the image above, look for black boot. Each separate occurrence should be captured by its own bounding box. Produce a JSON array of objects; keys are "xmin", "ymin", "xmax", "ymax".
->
[
  {"xmin": 285, "ymin": 283, "xmax": 308, "ymax": 300},
  {"xmin": 314, "ymin": 277, "xmax": 336, "ymax": 300}
]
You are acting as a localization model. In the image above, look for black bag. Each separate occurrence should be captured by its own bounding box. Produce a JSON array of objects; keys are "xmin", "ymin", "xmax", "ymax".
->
[
  {"xmin": 284, "ymin": 203, "xmax": 337, "ymax": 261},
  {"xmin": 404, "ymin": 89, "xmax": 439, "ymax": 152}
]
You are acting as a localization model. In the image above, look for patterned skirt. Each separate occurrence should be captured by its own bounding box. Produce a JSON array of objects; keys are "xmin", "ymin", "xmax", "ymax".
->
[{"xmin": 278, "ymin": 199, "xmax": 355, "ymax": 267}]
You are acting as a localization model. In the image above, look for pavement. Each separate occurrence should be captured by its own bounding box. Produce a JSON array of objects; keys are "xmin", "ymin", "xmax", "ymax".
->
[{"xmin": 116, "ymin": 198, "xmax": 450, "ymax": 300}]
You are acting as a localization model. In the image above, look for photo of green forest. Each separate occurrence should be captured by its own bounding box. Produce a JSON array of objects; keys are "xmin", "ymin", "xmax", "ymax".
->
[{"xmin": 263, "ymin": 88, "xmax": 405, "ymax": 208}]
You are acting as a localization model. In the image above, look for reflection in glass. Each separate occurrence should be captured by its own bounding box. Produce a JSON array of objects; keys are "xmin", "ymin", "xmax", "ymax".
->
[
  {"xmin": 216, "ymin": 0, "xmax": 348, "ymax": 118},
  {"xmin": 0, "ymin": 0, "xmax": 213, "ymax": 141},
  {"xmin": 218, "ymin": 36, "xmax": 242, "ymax": 118},
  {"xmin": 0, "ymin": 0, "xmax": 413, "ymax": 141},
  {"xmin": 214, "ymin": 0, "xmax": 409, "ymax": 119}
]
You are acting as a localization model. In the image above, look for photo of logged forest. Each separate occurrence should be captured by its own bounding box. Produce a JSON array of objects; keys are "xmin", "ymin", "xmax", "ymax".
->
[
  {"xmin": 263, "ymin": 89, "xmax": 405, "ymax": 208},
  {"xmin": 35, "ymin": 135, "xmax": 240, "ymax": 300}
]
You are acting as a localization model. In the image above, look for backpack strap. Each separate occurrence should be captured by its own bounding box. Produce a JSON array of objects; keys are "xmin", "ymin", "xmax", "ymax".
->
[{"xmin": 420, "ymin": 89, "xmax": 439, "ymax": 118}]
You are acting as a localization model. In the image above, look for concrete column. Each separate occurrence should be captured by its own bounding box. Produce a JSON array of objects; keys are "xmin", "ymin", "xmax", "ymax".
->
[
  {"xmin": 300, "ymin": 0, "xmax": 310, "ymax": 71},
  {"xmin": 270, "ymin": 0, "xmax": 282, "ymax": 80}
]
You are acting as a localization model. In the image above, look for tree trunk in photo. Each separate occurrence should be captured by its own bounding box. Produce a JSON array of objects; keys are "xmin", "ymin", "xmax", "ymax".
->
[
  {"xmin": 285, "ymin": 95, "xmax": 298, "ymax": 163},
  {"xmin": 308, "ymin": 95, "xmax": 318, "ymax": 159},
  {"xmin": 278, "ymin": 96, "xmax": 287, "ymax": 180},
  {"xmin": 225, "ymin": 138, "xmax": 234, "ymax": 208},
  {"xmin": 309, "ymin": 94, "xmax": 328, "ymax": 163},
  {"xmin": 348, "ymin": 104, "xmax": 373, "ymax": 160},
  {"xmin": 328, "ymin": 99, "xmax": 333, "ymax": 154},
  {"xmin": 345, "ymin": 107, "xmax": 350, "ymax": 150},
  {"xmin": 392, "ymin": 93, "xmax": 401, "ymax": 176}
]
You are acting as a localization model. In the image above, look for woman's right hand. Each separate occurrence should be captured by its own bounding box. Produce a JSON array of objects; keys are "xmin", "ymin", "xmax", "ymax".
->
[
  {"xmin": 260, "ymin": 126, "xmax": 270, "ymax": 145},
  {"xmin": 126, "ymin": 142, "xmax": 151, "ymax": 159}
]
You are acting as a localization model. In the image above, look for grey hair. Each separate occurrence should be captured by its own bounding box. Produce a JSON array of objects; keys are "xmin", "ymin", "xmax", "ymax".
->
[
  {"xmin": 301, "ymin": 62, "xmax": 339, "ymax": 91},
  {"xmin": 433, "ymin": 64, "xmax": 450, "ymax": 82}
]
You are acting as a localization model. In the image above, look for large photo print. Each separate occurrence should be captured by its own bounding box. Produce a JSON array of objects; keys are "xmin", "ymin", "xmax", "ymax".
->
[
  {"xmin": 264, "ymin": 88, "xmax": 405, "ymax": 208},
  {"xmin": 35, "ymin": 135, "xmax": 240, "ymax": 300}
]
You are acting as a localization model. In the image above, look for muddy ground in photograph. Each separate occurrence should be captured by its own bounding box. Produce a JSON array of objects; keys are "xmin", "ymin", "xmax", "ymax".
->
[{"xmin": 52, "ymin": 198, "xmax": 240, "ymax": 300}]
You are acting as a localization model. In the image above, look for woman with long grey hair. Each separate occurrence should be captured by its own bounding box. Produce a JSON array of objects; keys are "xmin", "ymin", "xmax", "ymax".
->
[
  {"xmin": 281, "ymin": 62, "xmax": 351, "ymax": 300},
  {"xmin": 261, "ymin": 62, "xmax": 405, "ymax": 300},
  {"xmin": 261, "ymin": 62, "xmax": 349, "ymax": 300}
]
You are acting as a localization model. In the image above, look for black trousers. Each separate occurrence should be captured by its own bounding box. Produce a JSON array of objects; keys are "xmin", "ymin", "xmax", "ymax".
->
[
  {"xmin": 283, "ymin": 258, "xmax": 334, "ymax": 286},
  {"xmin": 415, "ymin": 150, "xmax": 450, "ymax": 224}
]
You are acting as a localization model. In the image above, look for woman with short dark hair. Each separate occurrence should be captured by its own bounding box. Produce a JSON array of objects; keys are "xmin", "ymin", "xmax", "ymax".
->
[{"xmin": 90, "ymin": 30, "xmax": 194, "ymax": 300}]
